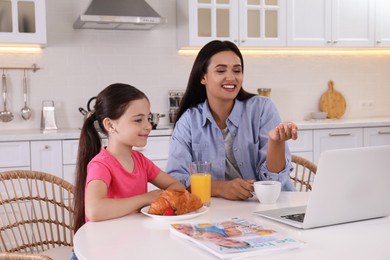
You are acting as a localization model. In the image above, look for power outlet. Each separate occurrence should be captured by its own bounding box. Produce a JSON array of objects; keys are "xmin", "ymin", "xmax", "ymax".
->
[{"xmin": 359, "ymin": 100, "xmax": 375, "ymax": 110}]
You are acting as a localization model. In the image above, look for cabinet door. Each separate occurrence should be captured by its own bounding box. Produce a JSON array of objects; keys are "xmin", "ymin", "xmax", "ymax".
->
[
  {"xmin": 332, "ymin": 0, "xmax": 375, "ymax": 47},
  {"xmin": 177, "ymin": 0, "xmax": 239, "ymax": 48},
  {"xmin": 287, "ymin": 0, "xmax": 331, "ymax": 46},
  {"xmin": 133, "ymin": 136, "xmax": 171, "ymax": 162},
  {"xmin": 287, "ymin": 130, "xmax": 313, "ymax": 162},
  {"xmin": 0, "ymin": 141, "xmax": 30, "ymax": 168},
  {"xmin": 313, "ymin": 128, "xmax": 363, "ymax": 164},
  {"xmin": 239, "ymin": 0, "xmax": 286, "ymax": 47},
  {"xmin": 62, "ymin": 139, "xmax": 79, "ymax": 165},
  {"xmin": 287, "ymin": 0, "xmax": 374, "ymax": 47},
  {"xmin": 363, "ymin": 127, "xmax": 390, "ymax": 146},
  {"xmin": 375, "ymin": 0, "xmax": 390, "ymax": 47},
  {"xmin": 0, "ymin": 0, "xmax": 47, "ymax": 46},
  {"xmin": 30, "ymin": 140, "xmax": 62, "ymax": 177}
]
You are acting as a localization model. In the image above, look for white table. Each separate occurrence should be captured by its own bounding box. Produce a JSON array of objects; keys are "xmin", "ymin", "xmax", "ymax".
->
[{"xmin": 74, "ymin": 192, "xmax": 390, "ymax": 260}]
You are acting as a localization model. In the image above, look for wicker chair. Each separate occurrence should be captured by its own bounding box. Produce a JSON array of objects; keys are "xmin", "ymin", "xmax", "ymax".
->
[
  {"xmin": 0, "ymin": 252, "xmax": 51, "ymax": 260},
  {"xmin": 0, "ymin": 170, "xmax": 75, "ymax": 260},
  {"xmin": 290, "ymin": 155, "xmax": 317, "ymax": 192}
]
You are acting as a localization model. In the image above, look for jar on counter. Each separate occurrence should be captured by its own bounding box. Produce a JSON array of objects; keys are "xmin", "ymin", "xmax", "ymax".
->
[
  {"xmin": 169, "ymin": 108, "xmax": 179, "ymax": 123},
  {"xmin": 257, "ymin": 88, "xmax": 271, "ymax": 97}
]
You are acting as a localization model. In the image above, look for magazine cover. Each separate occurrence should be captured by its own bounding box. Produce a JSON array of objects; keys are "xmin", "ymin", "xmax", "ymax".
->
[{"xmin": 170, "ymin": 217, "xmax": 305, "ymax": 259}]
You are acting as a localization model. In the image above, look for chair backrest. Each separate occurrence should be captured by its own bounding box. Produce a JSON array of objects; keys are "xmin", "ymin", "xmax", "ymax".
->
[
  {"xmin": 0, "ymin": 251, "xmax": 52, "ymax": 260},
  {"xmin": 290, "ymin": 155, "xmax": 317, "ymax": 192},
  {"xmin": 0, "ymin": 170, "xmax": 75, "ymax": 255}
]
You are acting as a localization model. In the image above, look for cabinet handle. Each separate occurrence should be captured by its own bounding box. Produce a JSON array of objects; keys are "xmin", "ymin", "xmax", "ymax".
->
[
  {"xmin": 333, "ymin": 40, "xmax": 338, "ymax": 44},
  {"xmin": 328, "ymin": 133, "xmax": 351, "ymax": 137},
  {"xmin": 44, "ymin": 145, "xmax": 50, "ymax": 150},
  {"xmin": 326, "ymin": 40, "xmax": 332, "ymax": 44},
  {"xmin": 378, "ymin": 131, "xmax": 390, "ymax": 135},
  {"xmin": 377, "ymin": 40, "xmax": 382, "ymax": 44}
]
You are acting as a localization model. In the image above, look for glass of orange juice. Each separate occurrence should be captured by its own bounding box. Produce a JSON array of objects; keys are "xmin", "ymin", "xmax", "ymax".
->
[{"xmin": 190, "ymin": 161, "xmax": 212, "ymax": 206}]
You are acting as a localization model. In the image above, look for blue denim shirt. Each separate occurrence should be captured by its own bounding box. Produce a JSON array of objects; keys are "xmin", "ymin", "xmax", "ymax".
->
[{"xmin": 166, "ymin": 96, "xmax": 296, "ymax": 191}]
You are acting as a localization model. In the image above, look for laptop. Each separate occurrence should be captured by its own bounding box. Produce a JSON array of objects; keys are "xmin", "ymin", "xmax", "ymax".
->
[{"xmin": 253, "ymin": 145, "xmax": 390, "ymax": 229}]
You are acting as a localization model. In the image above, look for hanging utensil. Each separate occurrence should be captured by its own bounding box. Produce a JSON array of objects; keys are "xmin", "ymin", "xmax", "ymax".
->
[
  {"xmin": 0, "ymin": 71, "xmax": 14, "ymax": 122},
  {"xmin": 21, "ymin": 70, "xmax": 32, "ymax": 120}
]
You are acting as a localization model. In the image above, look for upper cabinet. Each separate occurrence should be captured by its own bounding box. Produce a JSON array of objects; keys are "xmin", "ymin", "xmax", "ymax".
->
[
  {"xmin": 287, "ymin": 0, "xmax": 375, "ymax": 47},
  {"xmin": 178, "ymin": 0, "xmax": 390, "ymax": 49},
  {"xmin": 0, "ymin": 0, "xmax": 46, "ymax": 46},
  {"xmin": 375, "ymin": 0, "xmax": 390, "ymax": 46},
  {"xmin": 177, "ymin": 0, "xmax": 286, "ymax": 49}
]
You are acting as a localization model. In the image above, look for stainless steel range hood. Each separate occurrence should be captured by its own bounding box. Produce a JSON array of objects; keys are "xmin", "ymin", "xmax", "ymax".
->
[{"xmin": 73, "ymin": 0, "xmax": 166, "ymax": 30}]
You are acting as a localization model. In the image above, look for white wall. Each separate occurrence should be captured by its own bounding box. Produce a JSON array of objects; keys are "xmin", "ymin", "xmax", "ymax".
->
[{"xmin": 1, "ymin": 0, "xmax": 389, "ymax": 131}]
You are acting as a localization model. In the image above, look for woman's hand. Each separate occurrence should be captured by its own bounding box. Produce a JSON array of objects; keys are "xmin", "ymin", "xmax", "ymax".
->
[
  {"xmin": 269, "ymin": 122, "xmax": 298, "ymax": 142},
  {"xmin": 212, "ymin": 179, "xmax": 255, "ymax": 200}
]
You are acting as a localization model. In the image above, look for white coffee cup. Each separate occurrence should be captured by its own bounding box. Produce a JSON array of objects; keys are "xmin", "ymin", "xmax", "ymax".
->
[{"xmin": 254, "ymin": 181, "xmax": 281, "ymax": 204}]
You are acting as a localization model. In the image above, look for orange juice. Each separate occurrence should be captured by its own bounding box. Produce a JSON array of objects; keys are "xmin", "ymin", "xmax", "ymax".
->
[{"xmin": 190, "ymin": 173, "xmax": 211, "ymax": 206}]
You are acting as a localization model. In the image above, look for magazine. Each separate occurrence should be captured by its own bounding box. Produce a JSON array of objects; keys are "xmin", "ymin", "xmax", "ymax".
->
[{"xmin": 170, "ymin": 217, "xmax": 305, "ymax": 259}]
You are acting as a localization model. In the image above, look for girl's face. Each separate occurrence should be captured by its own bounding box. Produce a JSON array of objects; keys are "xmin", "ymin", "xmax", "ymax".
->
[
  {"xmin": 201, "ymin": 50, "xmax": 243, "ymax": 104},
  {"xmin": 108, "ymin": 98, "xmax": 152, "ymax": 148}
]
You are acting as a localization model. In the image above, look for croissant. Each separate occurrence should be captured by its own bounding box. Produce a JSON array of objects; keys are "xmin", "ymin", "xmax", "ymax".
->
[{"xmin": 148, "ymin": 189, "xmax": 203, "ymax": 215}]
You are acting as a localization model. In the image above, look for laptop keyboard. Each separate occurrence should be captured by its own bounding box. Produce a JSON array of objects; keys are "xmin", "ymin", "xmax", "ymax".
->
[{"xmin": 281, "ymin": 213, "xmax": 305, "ymax": 223}]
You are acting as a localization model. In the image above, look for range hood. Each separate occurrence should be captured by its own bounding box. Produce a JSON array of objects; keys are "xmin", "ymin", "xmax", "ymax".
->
[{"xmin": 73, "ymin": 0, "xmax": 166, "ymax": 30}]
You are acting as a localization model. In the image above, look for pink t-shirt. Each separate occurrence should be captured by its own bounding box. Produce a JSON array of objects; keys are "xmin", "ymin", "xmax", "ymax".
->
[{"xmin": 85, "ymin": 148, "xmax": 160, "ymax": 222}]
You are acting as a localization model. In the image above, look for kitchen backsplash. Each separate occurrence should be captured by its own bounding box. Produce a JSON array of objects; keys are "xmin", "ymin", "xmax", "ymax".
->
[{"xmin": 1, "ymin": 0, "xmax": 390, "ymax": 131}]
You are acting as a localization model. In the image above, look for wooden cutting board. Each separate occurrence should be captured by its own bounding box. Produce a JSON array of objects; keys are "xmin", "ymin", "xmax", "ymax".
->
[{"xmin": 320, "ymin": 80, "xmax": 346, "ymax": 119}]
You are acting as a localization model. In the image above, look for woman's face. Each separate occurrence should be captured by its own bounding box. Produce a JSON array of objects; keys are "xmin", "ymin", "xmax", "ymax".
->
[{"xmin": 201, "ymin": 50, "xmax": 243, "ymax": 104}]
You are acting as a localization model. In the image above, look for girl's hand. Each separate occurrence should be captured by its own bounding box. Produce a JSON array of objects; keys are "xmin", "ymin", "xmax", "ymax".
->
[{"xmin": 269, "ymin": 122, "xmax": 298, "ymax": 142}]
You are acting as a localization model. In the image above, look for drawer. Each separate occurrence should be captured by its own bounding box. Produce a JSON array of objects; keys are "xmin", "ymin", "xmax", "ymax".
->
[
  {"xmin": 363, "ymin": 126, "xmax": 390, "ymax": 146},
  {"xmin": 287, "ymin": 130, "xmax": 313, "ymax": 153},
  {"xmin": 0, "ymin": 141, "xmax": 30, "ymax": 168}
]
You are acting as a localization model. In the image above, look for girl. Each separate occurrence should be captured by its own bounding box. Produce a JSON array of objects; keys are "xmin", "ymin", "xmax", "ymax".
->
[
  {"xmin": 166, "ymin": 40, "xmax": 298, "ymax": 201},
  {"xmin": 73, "ymin": 83, "xmax": 185, "ymax": 234}
]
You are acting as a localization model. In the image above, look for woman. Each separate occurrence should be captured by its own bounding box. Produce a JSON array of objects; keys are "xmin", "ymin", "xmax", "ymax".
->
[{"xmin": 166, "ymin": 40, "xmax": 298, "ymax": 200}]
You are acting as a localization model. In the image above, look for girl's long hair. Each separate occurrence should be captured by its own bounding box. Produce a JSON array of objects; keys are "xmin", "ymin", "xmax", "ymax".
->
[
  {"xmin": 175, "ymin": 40, "xmax": 256, "ymax": 125},
  {"xmin": 73, "ymin": 83, "xmax": 148, "ymax": 233}
]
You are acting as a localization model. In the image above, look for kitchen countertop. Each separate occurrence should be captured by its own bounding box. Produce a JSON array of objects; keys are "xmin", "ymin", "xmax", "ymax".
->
[
  {"xmin": 1, "ymin": 117, "xmax": 390, "ymax": 142},
  {"xmin": 0, "ymin": 126, "xmax": 174, "ymax": 142},
  {"xmin": 295, "ymin": 117, "xmax": 390, "ymax": 130}
]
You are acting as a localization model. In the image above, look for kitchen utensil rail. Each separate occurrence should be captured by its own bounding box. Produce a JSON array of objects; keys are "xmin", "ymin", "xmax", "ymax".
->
[{"xmin": 0, "ymin": 63, "xmax": 41, "ymax": 72}]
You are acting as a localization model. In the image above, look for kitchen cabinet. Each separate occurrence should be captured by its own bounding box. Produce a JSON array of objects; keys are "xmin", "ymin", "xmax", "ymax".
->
[
  {"xmin": 30, "ymin": 140, "xmax": 62, "ymax": 177},
  {"xmin": 288, "ymin": 130, "xmax": 313, "ymax": 162},
  {"xmin": 287, "ymin": 0, "xmax": 375, "ymax": 47},
  {"xmin": 62, "ymin": 139, "xmax": 80, "ymax": 185},
  {"xmin": 375, "ymin": 0, "xmax": 390, "ymax": 47},
  {"xmin": 177, "ymin": 0, "xmax": 286, "ymax": 49},
  {"xmin": 62, "ymin": 137, "xmax": 170, "ymax": 187},
  {"xmin": 313, "ymin": 128, "xmax": 363, "ymax": 163},
  {"xmin": 0, "ymin": 141, "xmax": 30, "ymax": 171},
  {"xmin": 0, "ymin": 0, "xmax": 46, "ymax": 46},
  {"xmin": 290, "ymin": 125, "xmax": 390, "ymax": 165},
  {"xmin": 134, "ymin": 136, "xmax": 170, "ymax": 170},
  {"xmin": 363, "ymin": 126, "xmax": 390, "ymax": 146}
]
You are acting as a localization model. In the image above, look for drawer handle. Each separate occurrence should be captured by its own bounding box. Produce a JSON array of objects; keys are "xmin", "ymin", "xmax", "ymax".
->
[
  {"xmin": 378, "ymin": 131, "xmax": 390, "ymax": 135},
  {"xmin": 328, "ymin": 133, "xmax": 351, "ymax": 137},
  {"xmin": 44, "ymin": 145, "xmax": 50, "ymax": 150}
]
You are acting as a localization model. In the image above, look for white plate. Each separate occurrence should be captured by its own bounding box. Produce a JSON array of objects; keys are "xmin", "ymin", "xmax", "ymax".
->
[{"xmin": 141, "ymin": 206, "xmax": 208, "ymax": 221}]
